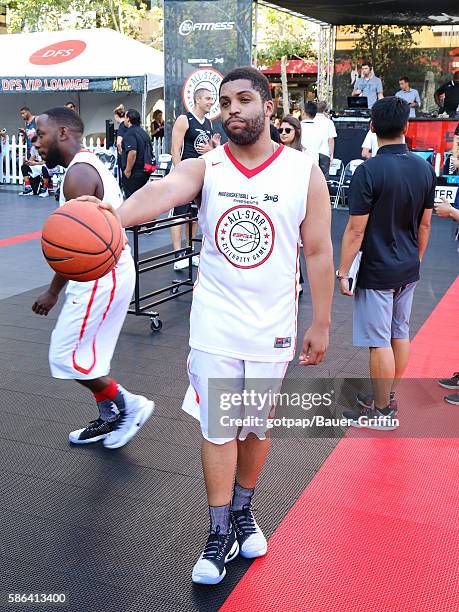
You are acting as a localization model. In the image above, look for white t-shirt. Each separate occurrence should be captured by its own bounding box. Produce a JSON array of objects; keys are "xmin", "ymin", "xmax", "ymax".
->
[
  {"xmin": 314, "ymin": 114, "xmax": 337, "ymax": 157},
  {"xmin": 362, "ymin": 131, "xmax": 379, "ymax": 157},
  {"xmin": 190, "ymin": 143, "xmax": 313, "ymax": 362},
  {"xmin": 300, "ymin": 120, "xmax": 327, "ymax": 163},
  {"xmin": 28, "ymin": 145, "xmax": 44, "ymax": 177},
  {"xmin": 361, "ymin": 131, "xmax": 405, "ymax": 157}
]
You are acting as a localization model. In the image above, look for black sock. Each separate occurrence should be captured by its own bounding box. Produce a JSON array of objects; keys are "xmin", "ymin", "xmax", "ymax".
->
[
  {"xmin": 231, "ymin": 482, "xmax": 254, "ymax": 511},
  {"xmin": 209, "ymin": 504, "xmax": 231, "ymax": 534}
]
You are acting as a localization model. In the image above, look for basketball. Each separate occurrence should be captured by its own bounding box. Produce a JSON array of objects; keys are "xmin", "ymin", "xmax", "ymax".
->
[{"xmin": 41, "ymin": 200, "xmax": 124, "ymax": 282}]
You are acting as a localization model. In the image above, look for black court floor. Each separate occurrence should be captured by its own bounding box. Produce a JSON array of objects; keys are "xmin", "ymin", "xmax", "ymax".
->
[{"xmin": 0, "ymin": 190, "xmax": 458, "ymax": 611}]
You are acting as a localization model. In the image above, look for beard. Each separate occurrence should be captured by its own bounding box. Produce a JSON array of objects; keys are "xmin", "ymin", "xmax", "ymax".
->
[
  {"xmin": 222, "ymin": 110, "xmax": 266, "ymax": 145},
  {"xmin": 42, "ymin": 139, "xmax": 61, "ymax": 168}
]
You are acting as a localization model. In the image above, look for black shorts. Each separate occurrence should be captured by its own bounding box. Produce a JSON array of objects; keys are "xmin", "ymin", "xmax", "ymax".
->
[{"xmin": 172, "ymin": 202, "xmax": 198, "ymax": 218}]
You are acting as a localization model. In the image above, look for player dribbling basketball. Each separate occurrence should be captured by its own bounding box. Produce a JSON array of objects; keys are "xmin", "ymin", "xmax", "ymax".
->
[
  {"xmin": 76, "ymin": 68, "xmax": 334, "ymax": 584},
  {"xmin": 32, "ymin": 107, "xmax": 154, "ymax": 448}
]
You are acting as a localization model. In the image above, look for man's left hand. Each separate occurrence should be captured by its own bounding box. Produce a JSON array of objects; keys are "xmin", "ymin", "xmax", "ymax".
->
[
  {"xmin": 124, "ymin": 169, "xmax": 131, "ymax": 179},
  {"xmin": 339, "ymin": 277, "xmax": 353, "ymax": 296},
  {"xmin": 299, "ymin": 325, "xmax": 329, "ymax": 366}
]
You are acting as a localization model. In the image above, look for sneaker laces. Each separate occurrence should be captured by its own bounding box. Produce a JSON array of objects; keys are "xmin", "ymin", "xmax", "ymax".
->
[
  {"xmin": 232, "ymin": 504, "xmax": 257, "ymax": 536},
  {"xmin": 85, "ymin": 418, "xmax": 105, "ymax": 431},
  {"xmin": 202, "ymin": 525, "xmax": 230, "ymax": 561}
]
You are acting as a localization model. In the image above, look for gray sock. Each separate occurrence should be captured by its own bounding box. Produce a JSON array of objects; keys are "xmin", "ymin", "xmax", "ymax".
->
[
  {"xmin": 209, "ymin": 504, "xmax": 231, "ymax": 534},
  {"xmin": 231, "ymin": 482, "xmax": 255, "ymax": 511},
  {"xmin": 98, "ymin": 400, "xmax": 119, "ymax": 423}
]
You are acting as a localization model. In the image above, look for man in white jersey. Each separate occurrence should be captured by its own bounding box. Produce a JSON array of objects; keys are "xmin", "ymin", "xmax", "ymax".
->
[
  {"xmin": 76, "ymin": 67, "xmax": 334, "ymax": 585},
  {"xmin": 32, "ymin": 107, "xmax": 154, "ymax": 449}
]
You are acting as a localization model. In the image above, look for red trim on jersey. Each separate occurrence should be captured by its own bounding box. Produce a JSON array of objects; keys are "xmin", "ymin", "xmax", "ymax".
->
[
  {"xmin": 72, "ymin": 268, "xmax": 117, "ymax": 375},
  {"xmin": 293, "ymin": 244, "xmax": 299, "ymax": 355},
  {"xmin": 223, "ymin": 142, "xmax": 284, "ymax": 179}
]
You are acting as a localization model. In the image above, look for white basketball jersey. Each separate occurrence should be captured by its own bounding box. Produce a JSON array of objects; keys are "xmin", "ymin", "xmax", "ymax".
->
[
  {"xmin": 59, "ymin": 150, "xmax": 131, "ymax": 289},
  {"xmin": 190, "ymin": 143, "xmax": 313, "ymax": 362}
]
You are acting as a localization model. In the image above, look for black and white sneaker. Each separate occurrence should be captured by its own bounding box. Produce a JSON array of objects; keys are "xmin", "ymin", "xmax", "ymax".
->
[
  {"xmin": 356, "ymin": 392, "xmax": 398, "ymax": 415},
  {"xmin": 438, "ymin": 372, "xmax": 459, "ymax": 390},
  {"xmin": 231, "ymin": 504, "xmax": 267, "ymax": 559},
  {"xmin": 103, "ymin": 385, "xmax": 154, "ymax": 449},
  {"xmin": 343, "ymin": 405, "xmax": 399, "ymax": 431},
  {"xmin": 69, "ymin": 418, "xmax": 118, "ymax": 444},
  {"xmin": 192, "ymin": 526, "xmax": 239, "ymax": 585},
  {"xmin": 444, "ymin": 392, "xmax": 459, "ymax": 405}
]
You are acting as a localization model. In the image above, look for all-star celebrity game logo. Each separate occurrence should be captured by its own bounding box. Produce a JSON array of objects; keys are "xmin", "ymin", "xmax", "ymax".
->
[
  {"xmin": 215, "ymin": 205, "xmax": 275, "ymax": 269},
  {"xmin": 182, "ymin": 68, "xmax": 223, "ymax": 120}
]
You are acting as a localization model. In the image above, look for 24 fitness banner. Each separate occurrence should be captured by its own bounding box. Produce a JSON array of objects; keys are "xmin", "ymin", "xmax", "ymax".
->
[{"xmin": 163, "ymin": 0, "xmax": 252, "ymax": 147}]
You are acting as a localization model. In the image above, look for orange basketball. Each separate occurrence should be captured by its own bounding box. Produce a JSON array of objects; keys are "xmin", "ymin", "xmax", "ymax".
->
[{"xmin": 41, "ymin": 200, "xmax": 124, "ymax": 282}]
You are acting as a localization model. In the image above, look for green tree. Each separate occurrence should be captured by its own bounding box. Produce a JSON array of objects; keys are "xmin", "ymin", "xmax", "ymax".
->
[
  {"xmin": 5, "ymin": 0, "xmax": 150, "ymax": 41},
  {"xmin": 344, "ymin": 25, "xmax": 438, "ymax": 96},
  {"xmin": 256, "ymin": 7, "xmax": 315, "ymax": 67},
  {"xmin": 256, "ymin": 6, "xmax": 316, "ymax": 114}
]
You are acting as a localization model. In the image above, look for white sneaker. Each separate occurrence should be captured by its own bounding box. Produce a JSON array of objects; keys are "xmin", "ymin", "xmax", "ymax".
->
[
  {"xmin": 38, "ymin": 188, "xmax": 49, "ymax": 198},
  {"xmin": 230, "ymin": 505, "xmax": 267, "ymax": 558},
  {"xmin": 173, "ymin": 257, "xmax": 189, "ymax": 270},
  {"xmin": 192, "ymin": 255, "xmax": 200, "ymax": 267},
  {"xmin": 103, "ymin": 386, "xmax": 154, "ymax": 449}
]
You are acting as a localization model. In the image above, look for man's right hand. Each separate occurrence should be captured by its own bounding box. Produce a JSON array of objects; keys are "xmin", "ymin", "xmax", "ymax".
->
[
  {"xmin": 75, "ymin": 195, "xmax": 120, "ymax": 221},
  {"xmin": 32, "ymin": 290, "xmax": 58, "ymax": 316},
  {"xmin": 74, "ymin": 197, "xmax": 126, "ymax": 240}
]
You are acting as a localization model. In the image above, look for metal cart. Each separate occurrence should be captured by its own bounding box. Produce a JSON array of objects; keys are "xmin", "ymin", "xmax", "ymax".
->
[{"xmin": 127, "ymin": 212, "xmax": 198, "ymax": 332}]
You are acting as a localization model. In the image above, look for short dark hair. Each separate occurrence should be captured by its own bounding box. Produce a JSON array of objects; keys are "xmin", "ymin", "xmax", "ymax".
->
[
  {"xmin": 65, "ymin": 101, "xmax": 76, "ymax": 108},
  {"xmin": 304, "ymin": 101, "xmax": 318, "ymax": 118},
  {"xmin": 126, "ymin": 109, "xmax": 141, "ymax": 125},
  {"xmin": 193, "ymin": 88, "xmax": 212, "ymax": 103},
  {"xmin": 362, "ymin": 62, "xmax": 372, "ymax": 70},
  {"xmin": 20, "ymin": 106, "xmax": 31, "ymax": 113},
  {"xmin": 42, "ymin": 107, "xmax": 84, "ymax": 135},
  {"xmin": 371, "ymin": 96, "xmax": 409, "ymax": 139},
  {"xmin": 316, "ymin": 101, "xmax": 328, "ymax": 113},
  {"xmin": 399, "ymin": 76, "xmax": 409, "ymax": 83},
  {"xmin": 220, "ymin": 66, "xmax": 271, "ymax": 103}
]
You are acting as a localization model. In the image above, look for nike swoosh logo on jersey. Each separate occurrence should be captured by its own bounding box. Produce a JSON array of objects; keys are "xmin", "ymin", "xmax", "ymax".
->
[{"xmin": 212, "ymin": 162, "xmax": 222, "ymax": 166}]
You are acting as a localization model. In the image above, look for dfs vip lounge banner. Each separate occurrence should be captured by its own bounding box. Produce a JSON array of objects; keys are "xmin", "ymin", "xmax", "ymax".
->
[{"xmin": 164, "ymin": 0, "xmax": 253, "ymax": 148}]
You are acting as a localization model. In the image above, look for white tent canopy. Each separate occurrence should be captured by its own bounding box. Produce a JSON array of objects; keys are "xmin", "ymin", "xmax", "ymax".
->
[{"xmin": 0, "ymin": 28, "xmax": 164, "ymax": 137}]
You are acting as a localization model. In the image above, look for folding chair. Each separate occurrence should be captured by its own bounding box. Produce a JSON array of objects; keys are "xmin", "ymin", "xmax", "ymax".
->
[
  {"xmin": 336, "ymin": 159, "xmax": 364, "ymax": 208},
  {"xmin": 327, "ymin": 158, "xmax": 345, "ymax": 208}
]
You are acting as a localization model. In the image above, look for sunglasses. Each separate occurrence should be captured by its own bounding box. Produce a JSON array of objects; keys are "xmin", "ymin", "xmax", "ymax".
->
[{"xmin": 279, "ymin": 127, "xmax": 293, "ymax": 134}]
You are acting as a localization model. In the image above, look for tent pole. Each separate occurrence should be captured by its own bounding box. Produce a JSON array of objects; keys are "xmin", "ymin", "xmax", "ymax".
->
[{"xmin": 142, "ymin": 75, "xmax": 147, "ymax": 130}]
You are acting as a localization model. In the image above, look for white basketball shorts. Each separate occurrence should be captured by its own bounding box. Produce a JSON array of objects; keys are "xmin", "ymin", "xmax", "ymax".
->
[
  {"xmin": 49, "ymin": 247, "xmax": 135, "ymax": 380},
  {"xmin": 182, "ymin": 348, "xmax": 289, "ymax": 444}
]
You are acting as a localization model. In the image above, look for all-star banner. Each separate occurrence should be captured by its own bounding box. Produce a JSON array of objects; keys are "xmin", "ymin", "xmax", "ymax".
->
[
  {"xmin": 0, "ymin": 76, "xmax": 145, "ymax": 93},
  {"xmin": 163, "ymin": 0, "xmax": 253, "ymax": 148}
]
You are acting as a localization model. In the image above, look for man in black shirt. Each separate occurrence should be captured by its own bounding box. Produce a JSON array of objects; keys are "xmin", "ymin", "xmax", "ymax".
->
[
  {"xmin": 434, "ymin": 71, "xmax": 459, "ymax": 116},
  {"xmin": 121, "ymin": 109, "xmax": 153, "ymax": 198},
  {"xmin": 337, "ymin": 96, "xmax": 435, "ymax": 430}
]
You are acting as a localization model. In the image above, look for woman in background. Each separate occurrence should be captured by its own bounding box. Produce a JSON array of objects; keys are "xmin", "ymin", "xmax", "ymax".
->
[
  {"xmin": 150, "ymin": 109, "xmax": 164, "ymax": 139},
  {"xmin": 278, "ymin": 115, "xmax": 307, "ymax": 296}
]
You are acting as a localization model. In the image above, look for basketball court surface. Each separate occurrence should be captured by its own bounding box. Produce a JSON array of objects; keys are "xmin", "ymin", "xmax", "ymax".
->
[{"xmin": 0, "ymin": 186, "xmax": 458, "ymax": 611}]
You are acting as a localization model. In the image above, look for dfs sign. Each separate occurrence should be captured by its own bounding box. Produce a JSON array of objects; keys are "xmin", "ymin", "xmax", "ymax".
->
[{"xmin": 29, "ymin": 40, "xmax": 86, "ymax": 65}]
